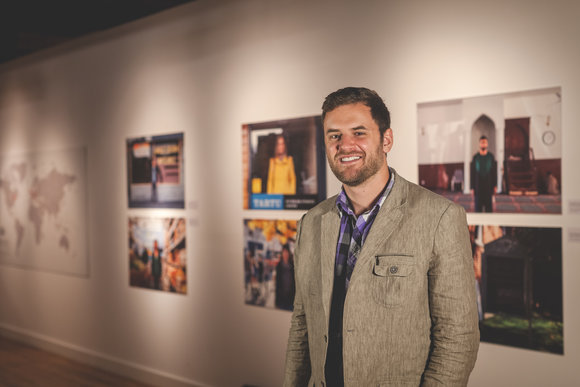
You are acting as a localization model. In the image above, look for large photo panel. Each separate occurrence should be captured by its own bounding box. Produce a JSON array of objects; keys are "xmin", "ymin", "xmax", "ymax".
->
[
  {"xmin": 126, "ymin": 132, "xmax": 184, "ymax": 208},
  {"xmin": 129, "ymin": 216, "xmax": 187, "ymax": 294},
  {"xmin": 243, "ymin": 219, "xmax": 297, "ymax": 311},
  {"xmin": 418, "ymin": 88, "xmax": 561, "ymax": 213},
  {"xmin": 470, "ymin": 224, "xmax": 562, "ymax": 354},
  {"xmin": 242, "ymin": 116, "xmax": 326, "ymax": 210}
]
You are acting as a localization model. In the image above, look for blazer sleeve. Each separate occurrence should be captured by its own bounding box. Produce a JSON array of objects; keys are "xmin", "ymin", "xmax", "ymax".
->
[
  {"xmin": 423, "ymin": 203, "xmax": 480, "ymax": 386},
  {"xmin": 283, "ymin": 215, "xmax": 311, "ymax": 387}
]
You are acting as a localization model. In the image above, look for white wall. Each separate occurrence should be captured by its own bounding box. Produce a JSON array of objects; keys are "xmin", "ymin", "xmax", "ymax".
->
[{"xmin": 0, "ymin": 0, "xmax": 579, "ymax": 386}]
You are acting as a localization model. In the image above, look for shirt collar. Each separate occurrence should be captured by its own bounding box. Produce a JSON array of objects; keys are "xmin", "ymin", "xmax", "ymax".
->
[{"xmin": 336, "ymin": 167, "xmax": 395, "ymax": 220}]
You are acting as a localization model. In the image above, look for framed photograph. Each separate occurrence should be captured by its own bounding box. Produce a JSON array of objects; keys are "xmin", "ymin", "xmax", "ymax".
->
[
  {"xmin": 242, "ymin": 116, "xmax": 326, "ymax": 210},
  {"xmin": 129, "ymin": 216, "xmax": 187, "ymax": 294},
  {"xmin": 243, "ymin": 219, "xmax": 297, "ymax": 310},
  {"xmin": 470, "ymin": 224, "xmax": 562, "ymax": 354},
  {"xmin": 418, "ymin": 87, "xmax": 561, "ymax": 213},
  {"xmin": 126, "ymin": 133, "xmax": 184, "ymax": 208}
]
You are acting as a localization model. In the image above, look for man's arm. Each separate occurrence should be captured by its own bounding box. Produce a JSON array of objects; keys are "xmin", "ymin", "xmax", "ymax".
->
[
  {"xmin": 423, "ymin": 203, "xmax": 480, "ymax": 386},
  {"xmin": 492, "ymin": 157, "xmax": 498, "ymax": 192},
  {"xmin": 283, "ymin": 217, "xmax": 311, "ymax": 386},
  {"xmin": 283, "ymin": 288, "xmax": 311, "ymax": 386},
  {"xmin": 470, "ymin": 158, "xmax": 476, "ymax": 190}
]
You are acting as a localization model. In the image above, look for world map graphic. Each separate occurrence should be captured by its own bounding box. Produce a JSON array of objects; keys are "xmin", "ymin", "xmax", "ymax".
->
[{"xmin": 0, "ymin": 148, "xmax": 88, "ymax": 276}]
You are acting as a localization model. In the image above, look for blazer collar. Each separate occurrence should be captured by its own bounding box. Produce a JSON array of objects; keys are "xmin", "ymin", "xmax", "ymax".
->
[
  {"xmin": 319, "ymin": 169, "xmax": 409, "ymax": 322},
  {"xmin": 351, "ymin": 170, "xmax": 408, "ymax": 279}
]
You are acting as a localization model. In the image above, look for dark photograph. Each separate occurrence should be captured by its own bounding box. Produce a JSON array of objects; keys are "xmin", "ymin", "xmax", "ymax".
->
[
  {"xmin": 127, "ymin": 132, "xmax": 184, "ymax": 208},
  {"xmin": 470, "ymin": 224, "xmax": 562, "ymax": 354}
]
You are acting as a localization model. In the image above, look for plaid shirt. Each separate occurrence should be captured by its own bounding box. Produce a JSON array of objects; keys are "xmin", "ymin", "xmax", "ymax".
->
[{"xmin": 335, "ymin": 169, "xmax": 395, "ymax": 289}]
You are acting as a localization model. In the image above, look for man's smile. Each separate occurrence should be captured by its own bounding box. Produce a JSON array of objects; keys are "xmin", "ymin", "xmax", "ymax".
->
[{"xmin": 337, "ymin": 154, "xmax": 363, "ymax": 164}]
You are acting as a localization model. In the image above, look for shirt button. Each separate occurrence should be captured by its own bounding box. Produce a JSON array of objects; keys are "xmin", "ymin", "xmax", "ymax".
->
[{"xmin": 389, "ymin": 265, "xmax": 399, "ymax": 274}]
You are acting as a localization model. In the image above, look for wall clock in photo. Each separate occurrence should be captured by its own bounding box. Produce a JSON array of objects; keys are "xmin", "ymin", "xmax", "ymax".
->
[{"xmin": 542, "ymin": 130, "xmax": 556, "ymax": 145}]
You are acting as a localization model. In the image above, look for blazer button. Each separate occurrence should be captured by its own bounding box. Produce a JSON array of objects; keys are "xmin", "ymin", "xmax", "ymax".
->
[
  {"xmin": 389, "ymin": 265, "xmax": 399, "ymax": 274},
  {"xmin": 323, "ymin": 335, "xmax": 328, "ymax": 343}
]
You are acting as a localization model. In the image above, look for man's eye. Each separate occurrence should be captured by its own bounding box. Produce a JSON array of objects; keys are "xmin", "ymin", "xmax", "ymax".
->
[
  {"xmin": 354, "ymin": 131, "xmax": 365, "ymax": 136},
  {"xmin": 329, "ymin": 135, "xmax": 340, "ymax": 140}
]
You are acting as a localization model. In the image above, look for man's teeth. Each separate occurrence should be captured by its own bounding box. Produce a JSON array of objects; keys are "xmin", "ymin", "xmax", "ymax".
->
[{"xmin": 341, "ymin": 156, "xmax": 361, "ymax": 162}]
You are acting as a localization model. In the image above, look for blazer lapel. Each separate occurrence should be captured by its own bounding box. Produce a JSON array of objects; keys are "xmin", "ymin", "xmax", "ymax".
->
[
  {"xmin": 351, "ymin": 171, "xmax": 408, "ymax": 281},
  {"xmin": 321, "ymin": 209, "xmax": 340, "ymax": 323}
]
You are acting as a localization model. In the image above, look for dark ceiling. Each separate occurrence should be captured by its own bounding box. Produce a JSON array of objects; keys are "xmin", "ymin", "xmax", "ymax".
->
[{"xmin": 0, "ymin": 0, "xmax": 196, "ymax": 65}]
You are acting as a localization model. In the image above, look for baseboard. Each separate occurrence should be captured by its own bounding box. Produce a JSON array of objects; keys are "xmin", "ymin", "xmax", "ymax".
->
[{"xmin": 0, "ymin": 323, "xmax": 209, "ymax": 387}]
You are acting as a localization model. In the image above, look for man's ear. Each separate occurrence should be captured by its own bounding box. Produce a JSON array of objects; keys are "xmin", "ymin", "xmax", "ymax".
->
[{"xmin": 383, "ymin": 128, "xmax": 393, "ymax": 153}]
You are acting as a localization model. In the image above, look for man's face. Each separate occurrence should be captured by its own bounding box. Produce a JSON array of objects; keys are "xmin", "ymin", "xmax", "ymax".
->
[
  {"xmin": 479, "ymin": 138, "xmax": 488, "ymax": 154},
  {"xmin": 323, "ymin": 103, "xmax": 392, "ymax": 187}
]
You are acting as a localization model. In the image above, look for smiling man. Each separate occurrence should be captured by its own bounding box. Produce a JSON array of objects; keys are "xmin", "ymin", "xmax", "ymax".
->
[{"xmin": 284, "ymin": 87, "xmax": 479, "ymax": 387}]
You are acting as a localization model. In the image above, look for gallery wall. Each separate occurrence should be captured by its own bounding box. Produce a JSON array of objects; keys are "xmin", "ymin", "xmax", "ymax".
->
[{"xmin": 0, "ymin": 0, "xmax": 579, "ymax": 386}]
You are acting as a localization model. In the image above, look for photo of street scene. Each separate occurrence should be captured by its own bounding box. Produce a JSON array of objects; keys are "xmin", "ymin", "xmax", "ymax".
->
[
  {"xmin": 129, "ymin": 216, "xmax": 187, "ymax": 294},
  {"xmin": 243, "ymin": 219, "xmax": 297, "ymax": 311},
  {"xmin": 126, "ymin": 133, "xmax": 184, "ymax": 208}
]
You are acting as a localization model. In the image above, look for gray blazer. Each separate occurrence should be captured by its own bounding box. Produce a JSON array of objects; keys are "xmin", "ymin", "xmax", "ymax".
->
[{"xmin": 284, "ymin": 170, "xmax": 479, "ymax": 386}]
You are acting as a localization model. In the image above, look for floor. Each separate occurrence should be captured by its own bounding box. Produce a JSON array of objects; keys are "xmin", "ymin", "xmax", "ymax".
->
[
  {"xmin": 0, "ymin": 336, "xmax": 154, "ymax": 387},
  {"xmin": 436, "ymin": 191, "xmax": 562, "ymax": 214}
]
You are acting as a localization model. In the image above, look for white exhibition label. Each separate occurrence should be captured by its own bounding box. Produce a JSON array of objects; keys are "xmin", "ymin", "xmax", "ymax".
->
[
  {"xmin": 569, "ymin": 228, "xmax": 580, "ymax": 243},
  {"xmin": 569, "ymin": 200, "xmax": 580, "ymax": 215}
]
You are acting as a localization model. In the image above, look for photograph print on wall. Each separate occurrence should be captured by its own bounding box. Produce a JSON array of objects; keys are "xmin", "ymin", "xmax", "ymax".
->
[
  {"xmin": 126, "ymin": 132, "xmax": 184, "ymax": 208},
  {"xmin": 242, "ymin": 116, "xmax": 326, "ymax": 210},
  {"xmin": 470, "ymin": 224, "xmax": 562, "ymax": 354},
  {"xmin": 129, "ymin": 216, "xmax": 187, "ymax": 294},
  {"xmin": 418, "ymin": 87, "xmax": 561, "ymax": 214},
  {"xmin": 243, "ymin": 218, "xmax": 297, "ymax": 311}
]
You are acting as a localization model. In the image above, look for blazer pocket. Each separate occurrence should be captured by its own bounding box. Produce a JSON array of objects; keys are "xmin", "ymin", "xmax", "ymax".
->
[{"xmin": 372, "ymin": 255, "xmax": 415, "ymax": 307}]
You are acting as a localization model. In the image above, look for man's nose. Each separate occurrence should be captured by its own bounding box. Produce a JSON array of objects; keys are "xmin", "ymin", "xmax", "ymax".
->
[{"xmin": 338, "ymin": 134, "xmax": 356, "ymax": 150}]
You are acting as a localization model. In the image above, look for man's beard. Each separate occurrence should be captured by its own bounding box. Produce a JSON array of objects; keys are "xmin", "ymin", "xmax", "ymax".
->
[{"xmin": 328, "ymin": 144, "xmax": 386, "ymax": 187}]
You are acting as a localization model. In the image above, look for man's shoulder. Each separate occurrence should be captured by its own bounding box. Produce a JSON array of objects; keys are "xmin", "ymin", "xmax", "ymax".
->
[{"xmin": 302, "ymin": 195, "xmax": 338, "ymax": 220}]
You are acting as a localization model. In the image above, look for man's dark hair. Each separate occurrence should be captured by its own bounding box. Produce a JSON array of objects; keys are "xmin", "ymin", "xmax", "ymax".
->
[
  {"xmin": 321, "ymin": 87, "xmax": 391, "ymax": 136},
  {"xmin": 479, "ymin": 135, "xmax": 488, "ymax": 141}
]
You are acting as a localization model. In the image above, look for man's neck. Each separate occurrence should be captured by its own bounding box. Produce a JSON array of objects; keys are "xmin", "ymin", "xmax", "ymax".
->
[{"xmin": 343, "ymin": 165, "xmax": 390, "ymax": 216}]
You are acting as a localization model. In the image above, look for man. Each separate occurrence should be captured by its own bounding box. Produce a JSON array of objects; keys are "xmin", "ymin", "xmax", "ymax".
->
[
  {"xmin": 151, "ymin": 155, "xmax": 162, "ymax": 203},
  {"xmin": 545, "ymin": 171, "xmax": 559, "ymax": 195},
  {"xmin": 150, "ymin": 239, "xmax": 163, "ymax": 290},
  {"xmin": 470, "ymin": 136, "xmax": 497, "ymax": 212},
  {"xmin": 284, "ymin": 87, "xmax": 479, "ymax": 386}
]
